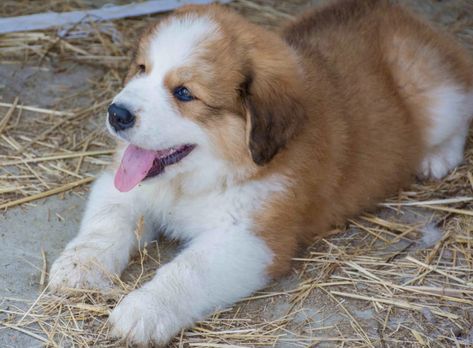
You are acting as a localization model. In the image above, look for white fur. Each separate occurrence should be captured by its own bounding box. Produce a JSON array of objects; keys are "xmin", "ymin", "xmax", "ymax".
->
[
  {"xmin": 419, "ymin": 223, "xmax": 442, "ymax": 248},
  {"xmin": 48, "ymin": 174, "xmax": 156, "ymax": 290},
  {"xmin": 109, "ymin": 220, "xmax": 273, "ymax": 344},
  {"xmin": 419, "ymin": 86, "xmax": 473, "ymax": 179},
  {"xmin": 50, "ymin": 168, "xmax": 282, "ymax": 344}
]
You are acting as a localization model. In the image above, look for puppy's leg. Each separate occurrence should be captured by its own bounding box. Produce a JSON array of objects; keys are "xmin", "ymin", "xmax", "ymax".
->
[
  {"xmin": 419, "ymin": 86, "xmax": 473, "ymax": 179},
  {"xmin": 109, "ymin": 228, "xmax": 273, "ymax": 346},
  {"xmin": 383, "ymin": 21, "xmax": 473, "ymax": 180},
  {"xmin": 49, "ymin": 172, "xmax": 153, "ymax": 290}
]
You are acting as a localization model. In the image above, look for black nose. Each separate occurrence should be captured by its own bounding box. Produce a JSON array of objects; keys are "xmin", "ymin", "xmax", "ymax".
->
[{"xmin": 108, "ymin": 103, "xmax": 135, "ymax": 131}]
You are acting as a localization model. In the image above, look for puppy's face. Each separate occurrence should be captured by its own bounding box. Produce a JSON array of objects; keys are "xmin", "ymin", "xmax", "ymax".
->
[
  {"xmin": 108, "ymin": 13, "xmax": 252, "ymax": 192},
  {"xmin": 108, "ymin": 7, "xmax": 305, "ymax": 192}
]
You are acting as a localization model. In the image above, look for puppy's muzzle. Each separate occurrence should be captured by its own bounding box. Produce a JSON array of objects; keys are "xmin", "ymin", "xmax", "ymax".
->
[{"xmin": 108, "ymin": 103, "xmax": 135, "ymax": 132}]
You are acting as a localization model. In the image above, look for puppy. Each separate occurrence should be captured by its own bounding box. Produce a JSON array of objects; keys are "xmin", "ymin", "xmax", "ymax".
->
[{"xmin": 49, "ymin": 0, "xmax": 473, "ymax": 345}]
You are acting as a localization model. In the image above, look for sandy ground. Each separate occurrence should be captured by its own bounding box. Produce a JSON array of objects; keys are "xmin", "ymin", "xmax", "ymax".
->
[
  {"xmin": 0, "ymin": 60, "xmax": 97, "ymax": 347},
  {"xmin": 1, "ymin": 0, "xmax": 472, "ymax": 347}
]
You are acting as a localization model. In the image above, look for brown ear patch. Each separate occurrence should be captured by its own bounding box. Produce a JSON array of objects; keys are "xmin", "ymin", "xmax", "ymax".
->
[{"xmin": 243, "ymin": 70, "xmax": 306, "ymax": 165}]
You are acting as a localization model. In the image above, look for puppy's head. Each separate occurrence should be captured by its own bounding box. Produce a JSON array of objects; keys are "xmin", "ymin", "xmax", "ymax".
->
[{"xmin": 108, "ymin": 5, "xmax": 305, "ymax": 192}]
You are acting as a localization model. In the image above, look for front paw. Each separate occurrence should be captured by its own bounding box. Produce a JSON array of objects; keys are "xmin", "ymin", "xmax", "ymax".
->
[
  {"xmin": 109, "ymin": 287, "xmax": 183, "ymax": 346},
  {"xmin": 48, "ymin": 247, "xmax": 114, "ymax": 292}
]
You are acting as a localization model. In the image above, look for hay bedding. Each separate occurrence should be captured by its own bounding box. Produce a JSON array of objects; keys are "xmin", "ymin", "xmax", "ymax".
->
[{"xmin": 0, "ymin": 0, "xmax": 472, "ymax": 346}]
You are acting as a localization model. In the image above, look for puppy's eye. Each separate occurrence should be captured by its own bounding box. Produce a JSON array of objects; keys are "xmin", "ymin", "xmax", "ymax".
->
[
  {"xmin": 137, "ymin": 64, "xmax": 146, "ymax": 73},
  {"xmin": 173, "ymin": 86, "xmax": 194, "ymax": 102}
]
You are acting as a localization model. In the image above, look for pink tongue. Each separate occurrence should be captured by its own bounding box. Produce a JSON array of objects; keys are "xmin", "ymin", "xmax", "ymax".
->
[{"xmin": 114, "ymin": 144, "xmax": 157, "ymax": 192}]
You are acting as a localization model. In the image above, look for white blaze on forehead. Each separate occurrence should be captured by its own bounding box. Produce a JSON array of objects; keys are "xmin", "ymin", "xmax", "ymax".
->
[{"xmin": 148, "ymin": 15, "xmax": 220, "ymax": 77}]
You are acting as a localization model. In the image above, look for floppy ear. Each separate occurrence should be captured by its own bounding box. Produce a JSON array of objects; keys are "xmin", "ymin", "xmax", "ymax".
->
[{"xmin": 242, "ymin": 66, "xmax": 306, "ymax": 165}]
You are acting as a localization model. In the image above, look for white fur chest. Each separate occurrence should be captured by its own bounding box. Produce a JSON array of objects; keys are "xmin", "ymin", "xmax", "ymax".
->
[{"xmin": 135, "ymin": 172, "xmax": 287, "ymax": 241}]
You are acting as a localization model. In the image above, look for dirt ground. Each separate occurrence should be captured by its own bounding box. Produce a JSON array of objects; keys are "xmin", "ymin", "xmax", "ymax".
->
[{"xmin": 1, "ymin": 0, "xmax": 473, "ymax": 347}]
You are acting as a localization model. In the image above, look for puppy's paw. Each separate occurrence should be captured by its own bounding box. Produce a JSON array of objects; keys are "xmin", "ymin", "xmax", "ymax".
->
[
  {"xmin": 419, "ymin": 150, "xmax": 462, "ymax": 180},
  {"xmin": 109, "ymin": 287, "xmax": 182, "ymax": 346},
  {"xmin": 48, "ymin": 247, "xmax": 114, "ymax": 292},
  {"xmin": 419, "ymin": 135, "xmax": 464, "ymax": 180}
]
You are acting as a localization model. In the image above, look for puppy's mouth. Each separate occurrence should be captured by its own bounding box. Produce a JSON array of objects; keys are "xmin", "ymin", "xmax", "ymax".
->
[{"xmin": 114, "ymin": 144, "xmax": 195, "ymax": 192}]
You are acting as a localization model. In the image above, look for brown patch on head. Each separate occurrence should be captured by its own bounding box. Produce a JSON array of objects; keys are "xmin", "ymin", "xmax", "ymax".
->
[
  {"xmin": 166, "ymin": 5, "xmax": 306, "ymax": 169},
  {"xmin": 206, "ymin": 4, "xmax": 307, "ymax": 166},
  {"xmin": 163, "ymin": 66, "xmax": 254, "ymax": 169},
  {"xmin": 158, "ymin": 28, "xmax": 253, "ymax": 170},
  {"xmin": 124, "ymin": 21, "xmax": 159, "ymax": 84}
]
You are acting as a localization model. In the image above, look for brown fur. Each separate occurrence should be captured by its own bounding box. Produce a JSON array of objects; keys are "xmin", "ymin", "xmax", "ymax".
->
[
  {"xmin": 124, "ymin": 0, "xmax": 473, "ymax": 278},
  {"xmin": 256, "ymin": 0, "xmax": 472, "ymax": 277}
]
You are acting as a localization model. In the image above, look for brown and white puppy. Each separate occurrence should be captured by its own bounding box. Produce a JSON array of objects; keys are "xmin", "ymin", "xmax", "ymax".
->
[{"xmin": 49, "ymin": 0, "xmax": 473, "ymax": 345}]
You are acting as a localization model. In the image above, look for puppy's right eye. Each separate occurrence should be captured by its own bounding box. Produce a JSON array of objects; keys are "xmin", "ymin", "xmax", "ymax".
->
[
  {"xmin": 137, "ymin": 64, "xmax": 146, "ymax": 73},
  {"xmin": 173, "ymin": 86, "xmax": 194, "ymax": 102}
]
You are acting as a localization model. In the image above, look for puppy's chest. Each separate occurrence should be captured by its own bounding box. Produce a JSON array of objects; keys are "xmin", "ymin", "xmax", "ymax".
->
[
  {"xmin": 151, "ymin": 191, "xmax": 255, "ymax": 240},
  {"xmin": 146, "ymin": 177, "xmax": 287, "ymax": 240}
]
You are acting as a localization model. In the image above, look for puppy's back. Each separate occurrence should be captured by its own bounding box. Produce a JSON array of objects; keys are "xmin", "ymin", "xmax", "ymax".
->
[{"xmin": 274, "ymin": 0, "xmax": 472, "ymax": 231}]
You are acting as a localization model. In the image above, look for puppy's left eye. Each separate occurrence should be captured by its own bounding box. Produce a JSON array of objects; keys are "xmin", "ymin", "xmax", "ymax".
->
[{"xmin": 173, "ymin": 86, "xmax": 194, "ymax": 102}]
